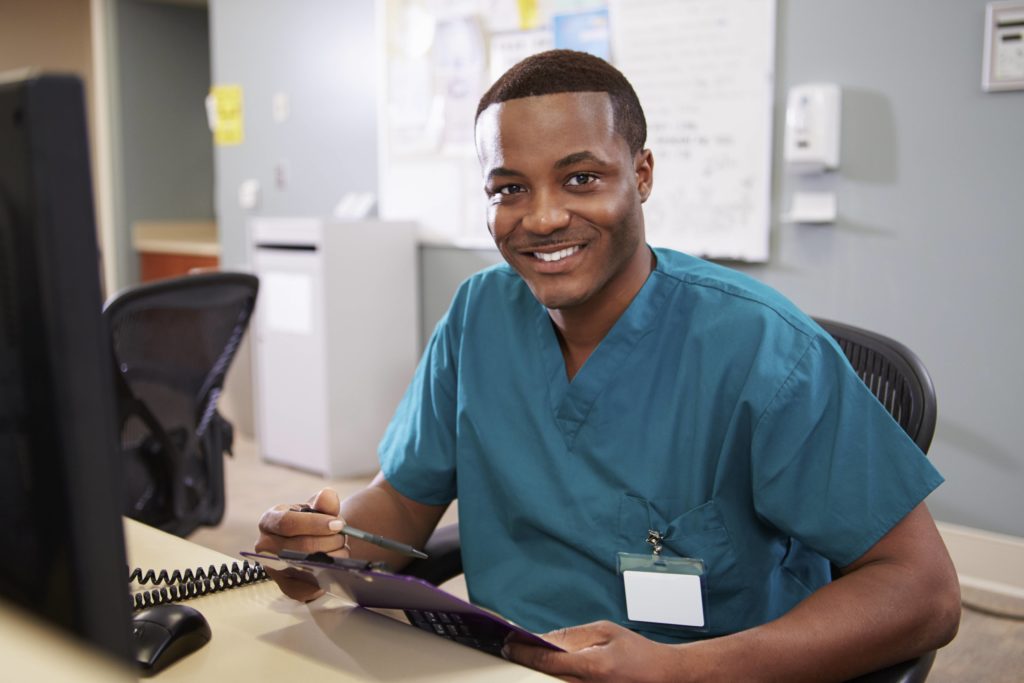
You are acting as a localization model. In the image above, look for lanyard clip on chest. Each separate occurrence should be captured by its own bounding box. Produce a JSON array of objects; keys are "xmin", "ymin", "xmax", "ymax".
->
[{"xmin": 646, "ymin": 529, "xmax": 664, "ymax": 557}]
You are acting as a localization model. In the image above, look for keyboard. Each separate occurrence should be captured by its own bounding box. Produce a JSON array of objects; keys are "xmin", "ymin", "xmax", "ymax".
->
[{"xmin": 404, "ymin": 608, "xmax": 507, "ymax": 656}]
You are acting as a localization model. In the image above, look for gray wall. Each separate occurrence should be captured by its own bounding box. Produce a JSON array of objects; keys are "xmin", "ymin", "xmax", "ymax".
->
[
  {"xmin": 114, "ymin": 0, "xmax": 213, "ymax": 288},
  {"xmin": 208, "ymin": 0, "xmax": 378, "ymax": 437},
  {"xmin": 419, "ymin": 0, "xmax": 1024, "ymax": 538},
  {"xmin": 745, "ymin": 0, "xmax": 1024, "ymax": 538},
  {"xmin": 209, "ymin": 0, "xmax": 378, "ymax": 270}
]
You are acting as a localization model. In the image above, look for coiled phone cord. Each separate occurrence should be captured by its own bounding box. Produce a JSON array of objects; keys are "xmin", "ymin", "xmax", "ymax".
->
[{"xmin": 129, "ymin": 560, "xmax": 268, "ymax": 610}]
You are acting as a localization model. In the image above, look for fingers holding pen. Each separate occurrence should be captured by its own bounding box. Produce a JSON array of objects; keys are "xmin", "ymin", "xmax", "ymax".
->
[
  {"xmin": 254, "ymin": 488, "xmax": 355, "ymax": 602},
  {"xmin": 258, "ymin": 488, "xmax": 342, "ymax": 533},
  {"xmin": 255, "ymin": 488, "xmax": 350, "ymax": 557},
  {"xmin": 306, "ymin": 487, "xmax": 341, "ymax": 516},
  {"xmin": 258, "ymin": 504, "xmax": 345, "ymax": 536},
  {"xmin": 253, "ymin": 510, "xmax": 347, "ymax": 602}
]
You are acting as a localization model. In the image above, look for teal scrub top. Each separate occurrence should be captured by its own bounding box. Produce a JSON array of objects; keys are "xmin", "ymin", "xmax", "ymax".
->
[{"xmin": 380, "ymin": 248, "xmax": 943, "ymax": 642}]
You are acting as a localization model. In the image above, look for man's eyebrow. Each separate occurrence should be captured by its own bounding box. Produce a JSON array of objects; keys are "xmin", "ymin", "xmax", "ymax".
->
[
  {"xmin": 486, "ymin": 166, "xmax": 525, "ymax": 181},
  {"xmin": 485, "ymin": 151, "xmax": 610, "ymax": 181},
  {"xmin": 554, "ymin": 151, "xmax": 610, "ymax": 169}
]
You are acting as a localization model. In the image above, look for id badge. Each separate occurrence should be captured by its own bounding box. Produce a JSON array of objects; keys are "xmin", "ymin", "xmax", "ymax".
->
[{"xmin": 617, "ymin": 530, "xmax": 709, "ymax": 631}]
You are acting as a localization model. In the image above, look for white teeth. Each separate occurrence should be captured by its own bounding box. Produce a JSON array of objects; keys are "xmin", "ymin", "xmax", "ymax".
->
[{"xmin": 535, "ymin": 246, "xmax": 580, "ymax": 262}]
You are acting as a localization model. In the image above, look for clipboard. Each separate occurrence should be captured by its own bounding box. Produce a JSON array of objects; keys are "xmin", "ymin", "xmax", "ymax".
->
[{"xmin": 241, "ymin": 551, "xmax": 562, "ymax": 657}]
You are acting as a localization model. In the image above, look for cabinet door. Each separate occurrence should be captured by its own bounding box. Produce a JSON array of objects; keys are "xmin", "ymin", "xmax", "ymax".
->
[
  {"xmin": 139, "ymin": 252, "xmax": 219, "ymax": 282},
  {"xmin": 251, "ymin": 247, "xmax": 329, "ymax": 474}
]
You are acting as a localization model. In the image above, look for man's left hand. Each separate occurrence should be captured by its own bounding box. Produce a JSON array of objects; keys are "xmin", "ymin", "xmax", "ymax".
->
[{"xmin": 503, "ymin": 620, "xmax": 693, "ymax": 683}]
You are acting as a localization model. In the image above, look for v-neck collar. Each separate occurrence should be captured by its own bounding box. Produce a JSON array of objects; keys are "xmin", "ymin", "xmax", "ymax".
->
[{"xmin": 534, "ymin": 257, "xmax": 673, "ymax": 448}]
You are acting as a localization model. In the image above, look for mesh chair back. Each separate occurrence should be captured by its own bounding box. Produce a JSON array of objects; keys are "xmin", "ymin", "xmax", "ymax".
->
[
  {"xmin": 814, "ymin": 318, "xmax": 937, "ymax": 454},
  {"xmin": 814, "ymin": 318, "xmax": 939, "ymax": 683},
  {"xmin": 104, "ymin": 272, "xmax": 258, "ymax": 536}
]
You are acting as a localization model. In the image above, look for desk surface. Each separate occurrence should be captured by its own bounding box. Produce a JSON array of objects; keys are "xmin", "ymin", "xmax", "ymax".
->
[
  {"xmin": 125, "ymin": 519, "xmax": 554, "ymax": 681},
  {"xmin": 0, "ymin": 598, "xmax": 135, "ymax": 682}
]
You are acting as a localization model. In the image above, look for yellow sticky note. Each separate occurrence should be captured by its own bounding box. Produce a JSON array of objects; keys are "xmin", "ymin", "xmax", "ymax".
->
[
  {"xmin": 517, "ymin": 0, "xmax": 539, "ymax": 30},
  {"xmin": 210, "ymin": 84, "xmax": 244, "ymax": 146}
]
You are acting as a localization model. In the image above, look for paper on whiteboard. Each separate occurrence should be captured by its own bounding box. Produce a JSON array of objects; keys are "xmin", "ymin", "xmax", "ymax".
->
[
  {"xmin": 489, "ymin": 29, "xmax": 554, "ymax": 84},
  {"xmin": 553, "ymin": 8, "xmax": 611, "ymax": 61},
  {"xmin": 434, "ymin": 15, "xmax": 488, "ymax": 153},
  {"xmin": 263, "ymin": 272, "xmax": 313, "ymax": 335},
  {"xmin": 609, "ymin": 0, "xmax": 776, "ymax": 262}
]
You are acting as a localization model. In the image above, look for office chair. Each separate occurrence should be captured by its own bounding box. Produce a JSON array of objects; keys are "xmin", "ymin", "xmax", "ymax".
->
[
  {"xmin": 104, "ymin": 271, "xmax": 259, "ymax": 537},
  {"xmin": 401, "ymin": 317, "xmax": 939, "ymax": 683},
  {"xmin": 812, "ymin": 318, "xmax": 939, "ymax": 683},
  {"xmin": 813, "ymin": 318, "xmax": 936, "ymax": 453}
]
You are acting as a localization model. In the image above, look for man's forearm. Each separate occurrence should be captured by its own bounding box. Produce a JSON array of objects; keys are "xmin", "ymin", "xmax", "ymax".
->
[
  {"xmin": 677, "ymin": 563, "xmax": 953, "ymax": 681},
  {"xmin": 339, "ymin": 473, "xmax": 447, "ymax": 570},
  {"xmin": 671, "ymin": 505, "xmax": 960, "ymax": 682}
]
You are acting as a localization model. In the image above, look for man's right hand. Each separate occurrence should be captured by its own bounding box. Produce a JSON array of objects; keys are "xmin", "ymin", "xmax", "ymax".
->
[
  {"xmin": 255, "ymin": 487, "xmax": 349, "ymax": 602},
  {"xmin": 256, "ymin": 475, "xmax": 449, "ymax": 602}
]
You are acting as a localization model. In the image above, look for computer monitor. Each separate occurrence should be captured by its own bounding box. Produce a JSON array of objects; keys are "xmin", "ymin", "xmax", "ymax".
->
[{"xmin": 0, "ymin": 71, "xmax": 132, "ymax": 662}]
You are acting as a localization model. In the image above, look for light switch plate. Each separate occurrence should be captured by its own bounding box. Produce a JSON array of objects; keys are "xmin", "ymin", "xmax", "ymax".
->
[
  {"xmin": 983, "ymin": 1, "xmax": 1024, "ymax": 91},
  {"xmin": 238, "ymin": 179, "xmax": 260, "ymax": 210}
]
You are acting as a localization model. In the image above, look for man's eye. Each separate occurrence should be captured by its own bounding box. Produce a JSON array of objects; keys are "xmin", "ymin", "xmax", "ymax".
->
[
  {"xmin": 566, "ymin": 173, "xmax": 596, "ymax": 187},
  {"xmin": 497, "ymin": 184, "xmax": 524, "ymax": 196}
]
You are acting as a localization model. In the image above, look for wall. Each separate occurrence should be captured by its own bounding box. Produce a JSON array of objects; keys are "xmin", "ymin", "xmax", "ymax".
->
[
  {"xmin": 418, "ymin": 0, "xmax": 1024, "ymax": 538},
  {"xmin": 208, "ymin": 0, "xmax": 378, "ymax": 270},
  {"xmin": 111, "ymin": 0, "xmax": 213, "ymax": 288},
  {"xmin": 741, "ymin": 0, "xmax": 1024, "ymax": 538},
  {"xmin": 0, "ymin": 0, "xmax": 94, "ymax": 143},
  {"xmin": 0, "ymin": 0, "xmax": 100, "ymax": 263},
  {"xmin": 207, "ymin": 0, "xmax": 378, "ymax": 437}
]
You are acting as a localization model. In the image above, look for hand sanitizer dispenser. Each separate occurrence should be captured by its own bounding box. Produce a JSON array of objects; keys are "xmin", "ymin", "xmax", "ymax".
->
[
  {"xmin": 782, "ymin": 83, "xmax": 841, "ymax": 224},
  {"xmin": 784, "ymin": 83, "xmax": 841, "ymax": 174}
]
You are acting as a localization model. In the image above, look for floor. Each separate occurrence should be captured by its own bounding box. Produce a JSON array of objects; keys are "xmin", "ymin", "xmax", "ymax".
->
[{"xmin": 188, "ymin": 436, "xmax": 1024, "ymax": 682}]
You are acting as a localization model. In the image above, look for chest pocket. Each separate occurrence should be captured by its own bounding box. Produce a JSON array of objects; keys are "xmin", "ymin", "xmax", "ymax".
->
[{"xmin": 618, "ymin": 495, "xmax": 744, "ymax": 637}]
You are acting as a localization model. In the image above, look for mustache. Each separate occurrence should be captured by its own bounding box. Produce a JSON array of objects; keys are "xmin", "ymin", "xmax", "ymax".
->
[{"xmin": 505, "ymin": 230, "xmax": 590, "ymax": 252}]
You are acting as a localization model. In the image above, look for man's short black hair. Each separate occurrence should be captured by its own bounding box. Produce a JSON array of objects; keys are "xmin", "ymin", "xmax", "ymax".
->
[{"xmin": 475, "ymin": 49, "xmax": 647, "ymax": 154}]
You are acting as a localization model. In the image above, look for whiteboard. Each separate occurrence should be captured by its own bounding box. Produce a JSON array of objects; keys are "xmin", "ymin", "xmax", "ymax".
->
[
  {"xmin": 609, "ymin": 0, "xmax": 776, "ymax": 262},
  {"xmin": 379, "ymin": 0, "xmax": 777, "ymax": 261}
]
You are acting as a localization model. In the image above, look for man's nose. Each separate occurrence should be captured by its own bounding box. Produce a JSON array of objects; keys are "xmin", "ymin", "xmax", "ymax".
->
[{"xmin": 522, "ymin": 191, "xmax": 570, "ymax": 234}]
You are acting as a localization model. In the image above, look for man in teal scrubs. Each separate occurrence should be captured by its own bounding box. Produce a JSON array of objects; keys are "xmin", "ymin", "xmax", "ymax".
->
[{"xmin": 257, "ymin": 50, "xmax": 960, "ymax": 681}]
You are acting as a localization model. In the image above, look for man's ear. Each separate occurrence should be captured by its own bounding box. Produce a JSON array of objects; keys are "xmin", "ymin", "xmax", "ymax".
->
[{"xmin": 635, "ymin": 149, "xmax": 654, "ymax": 203}]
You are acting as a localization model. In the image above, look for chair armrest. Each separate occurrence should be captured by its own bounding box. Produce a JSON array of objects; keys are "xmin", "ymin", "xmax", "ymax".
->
[
  {"xmin": 845, "ymin": 650, "xmax": 936, "ymax": 683},
  {"xmin": 399, "ymin": 523, "xmax": 462, "ymax": 586}
]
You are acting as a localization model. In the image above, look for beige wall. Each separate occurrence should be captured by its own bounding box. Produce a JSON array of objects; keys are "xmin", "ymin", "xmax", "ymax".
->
[
  {"xmin": 1, "ymin": 0, "xmax": 97, "ymax": 184},
  {"xmin": 0, "ymin": 0, "xmax": 95, "ymax": 120},
  {"xmin": 1, "ymin": 0, "xmax": 95, "ymax": 174},
  {"xmin": 1, "ymin": 0, "xmax": 107, "ymax": 283}
]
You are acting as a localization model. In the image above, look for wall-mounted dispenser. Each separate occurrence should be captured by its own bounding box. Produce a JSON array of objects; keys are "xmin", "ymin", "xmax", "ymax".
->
[
  {"xmin": 782, "ymin": 83, "xmax": 841, "ymax": 224},
  {"xmin": 784, "ymin": 83, "xmax": 841, "ymax": 173}
]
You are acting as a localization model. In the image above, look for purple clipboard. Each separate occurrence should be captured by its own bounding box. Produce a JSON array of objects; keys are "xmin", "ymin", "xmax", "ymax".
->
[{"xmin": 241, "ymin": 551, "xmax": 562, "ymax": 656}]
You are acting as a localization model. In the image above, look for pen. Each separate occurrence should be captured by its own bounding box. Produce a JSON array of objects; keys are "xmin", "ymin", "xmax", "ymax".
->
[{"xmin": 297, "ymin": 505, "xmax": 429, "ymax": 560}]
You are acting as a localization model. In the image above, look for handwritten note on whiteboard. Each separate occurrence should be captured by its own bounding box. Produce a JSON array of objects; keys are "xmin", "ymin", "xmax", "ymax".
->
[{"xmin": 609, "ymin": 0, "xmax": 776, "ymax": 262}]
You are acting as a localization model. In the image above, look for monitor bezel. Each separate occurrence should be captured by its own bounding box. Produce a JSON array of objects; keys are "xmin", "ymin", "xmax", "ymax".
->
[{"xmin": 0, "ymin": 72, "xmax": 132, "ymax": 663}]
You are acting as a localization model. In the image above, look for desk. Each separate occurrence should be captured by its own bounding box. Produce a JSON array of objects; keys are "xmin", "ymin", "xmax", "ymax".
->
[
  {"xmin": 125, "ymin": 519, "xmax": 554, "ymax": 681},
  {"xmin": 0, "ymin": 598, "xmax": 134, "ymax": 682}
]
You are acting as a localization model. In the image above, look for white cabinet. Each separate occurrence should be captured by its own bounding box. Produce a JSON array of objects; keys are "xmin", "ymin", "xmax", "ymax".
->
[{"xmin": 249, "ymin": 218, "xmax": 418, "ymax": 477}]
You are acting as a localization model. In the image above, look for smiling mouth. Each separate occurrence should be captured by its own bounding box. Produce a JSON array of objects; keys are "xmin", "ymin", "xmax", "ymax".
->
[{"xmin": 533, "ymin": 245, "xmax": 582, "ymax": 263}]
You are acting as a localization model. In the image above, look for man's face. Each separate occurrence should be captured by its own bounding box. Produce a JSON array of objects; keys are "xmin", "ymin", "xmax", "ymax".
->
[{"xmin": 475, "ymin": 92, "xmax": 653, "ymax": 311}]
